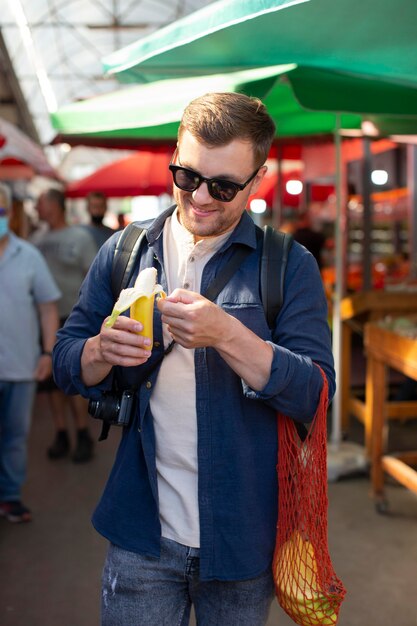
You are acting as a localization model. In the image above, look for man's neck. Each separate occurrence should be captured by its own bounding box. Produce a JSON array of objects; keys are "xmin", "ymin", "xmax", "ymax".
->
[{"xmin": 49, "ymin": 216, "xmax": 67, "ymax": 231}]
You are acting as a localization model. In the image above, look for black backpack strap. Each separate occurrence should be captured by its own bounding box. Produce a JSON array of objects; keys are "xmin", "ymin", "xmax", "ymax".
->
[
  {"xmin": 261, "ymin": 225, "xmax": 293, "ymax": 329},
  {"xmin": 203, "ymin": 246, "xmax": 253, "ymax": 302},
  {"xmin": 261, "ymin": 226, "xmax": 307, "ymax": 440},
  {"xmin": 111, "ymin": 223, "xmax": 147, "ymax": 300}
]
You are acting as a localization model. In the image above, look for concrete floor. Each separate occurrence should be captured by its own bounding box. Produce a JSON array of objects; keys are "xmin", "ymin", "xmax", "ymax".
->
[{"xmin": 1, "ymin": 392, "xmax": 417, "ymax": 626}]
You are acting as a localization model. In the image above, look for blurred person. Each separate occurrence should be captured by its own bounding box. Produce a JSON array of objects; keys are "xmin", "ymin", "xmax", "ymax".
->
[
  {"xmin": 0, "ymin": 183, "xmax": 60, "ymax": 522},
  {"xmin": 83, "ymin": 191, "xmax": 115, "ymax": 250},
  {"xmin": 53, "ymin": 92, "xmax": 334, "ymax": 626},
  {"xmin": 117, "ymin": 212, "xmax": 127, "ymax": 231},
  {"xmin": 33, "ymin": 188, "xmax": 97, "ymax": 463},
  {"xmin": 292, "ymin": 209, "xmax": 326, "ymax": 269}
]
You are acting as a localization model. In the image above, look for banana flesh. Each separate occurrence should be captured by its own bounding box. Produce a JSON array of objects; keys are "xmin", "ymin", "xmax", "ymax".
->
[{"xmin": 105, "ymin": 267, "xmax": 166, "ymax": 347}]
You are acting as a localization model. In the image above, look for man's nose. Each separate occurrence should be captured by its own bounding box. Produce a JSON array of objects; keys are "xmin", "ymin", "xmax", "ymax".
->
[{"xmin": 192, "ymin": 181, "xmax": 212, "ymax": 204}]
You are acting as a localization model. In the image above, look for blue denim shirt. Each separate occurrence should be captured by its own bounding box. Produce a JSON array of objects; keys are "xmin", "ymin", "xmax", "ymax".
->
[{"xmin": 53, "ymin": 207, "xmax": 335, "ymax": 581}]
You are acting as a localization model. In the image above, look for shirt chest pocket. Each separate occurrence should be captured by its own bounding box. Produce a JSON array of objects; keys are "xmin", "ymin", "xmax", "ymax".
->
[{"xmin": 219, "ymin": 285, "xmax": 270, "ymax": 339}]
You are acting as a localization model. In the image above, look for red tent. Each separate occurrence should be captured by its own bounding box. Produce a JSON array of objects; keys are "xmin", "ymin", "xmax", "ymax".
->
[
  {"xmin": 0, "ymin": 119, "xmax": 57, "ymax": 179},
  {"xmin": 251, "ymin": 172, "xmax": 335, "ymax": 207},
  {"xmin": 66, "ymin": 151, "xmax": 173, "ymax": 198}
]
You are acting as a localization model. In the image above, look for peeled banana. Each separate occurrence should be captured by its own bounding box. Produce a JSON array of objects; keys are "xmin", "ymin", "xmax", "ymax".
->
[
  {"xmin": 105, "ymin": 267, "xmax": 166, "ymax": 347},
  {"xmin": 275, "ymin": 531, "xmax": 337, "ymax": 625}
]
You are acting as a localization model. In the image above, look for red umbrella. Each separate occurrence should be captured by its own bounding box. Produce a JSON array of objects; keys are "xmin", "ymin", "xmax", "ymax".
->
[
  {"xmin": 0, "ymin": 157, "xmax": 34, "ymax": 181},
  {"xmin": 0, "ymin": 119, "xmax": 57, "ymax": 179},
  {"xmin": 66, "ymin": 151, "xmax": 173, "ymax": 198}
]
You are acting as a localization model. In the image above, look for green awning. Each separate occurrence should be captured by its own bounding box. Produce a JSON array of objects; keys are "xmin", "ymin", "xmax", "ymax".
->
[
  {"xmin": 102, "ymin": 0, "xmax": 417, "ymax": 89},
  {"xmin": 51, "ymin": 65, "xmax": 417, "ymax": 144}
]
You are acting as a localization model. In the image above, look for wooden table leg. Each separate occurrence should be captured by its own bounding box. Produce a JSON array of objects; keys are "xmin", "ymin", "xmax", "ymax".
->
[{"xmin": 368, "ymin": 356, "xmax": 388, "ymax": 504}]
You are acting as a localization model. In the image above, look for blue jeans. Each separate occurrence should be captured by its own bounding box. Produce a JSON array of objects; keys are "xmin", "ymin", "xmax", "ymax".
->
[
  {"xmin": 0, "ymin": 380, "xmax": 36, "ymax": 501},
  {"xmin": 101, "ymin": 537, "xmax": 275, "ymax": 626}
]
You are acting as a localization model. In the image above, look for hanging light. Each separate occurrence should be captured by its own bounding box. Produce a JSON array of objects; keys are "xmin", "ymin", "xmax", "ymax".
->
[
  {"xmin": 250, "ymin": 198, "xmax": 267, "ymax": 214},
  {"xmin": 371, "ymin": 169, "xmax": 388, "ymax": 185},
  {"xmin": 286, "ymin": 180, "xmax": 303, "ymax": 195}
]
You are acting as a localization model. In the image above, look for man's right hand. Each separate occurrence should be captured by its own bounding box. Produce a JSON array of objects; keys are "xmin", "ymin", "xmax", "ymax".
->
[{"xmin": 80, "ymin": 316, "xmax": 152, "ymax": 387}]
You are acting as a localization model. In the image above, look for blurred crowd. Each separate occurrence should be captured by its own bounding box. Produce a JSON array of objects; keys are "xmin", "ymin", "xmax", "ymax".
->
[
  {"xmin": 0, "ymin": 182, "xmax": 331, "ymax": 525},
  {"xmin": 0, "ymin": 184, "xmax": 116, "ymax": 523}
]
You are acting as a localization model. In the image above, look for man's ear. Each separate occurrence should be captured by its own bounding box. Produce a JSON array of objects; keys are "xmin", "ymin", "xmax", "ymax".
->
[{"xmin": 249, "ymin": 165, "xmax": 268, "ymax": 195}]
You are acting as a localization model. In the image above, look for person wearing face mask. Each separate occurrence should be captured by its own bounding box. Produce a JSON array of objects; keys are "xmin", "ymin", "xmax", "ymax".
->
[
  {"xmin": 0, "ymin": 183, "xmax": 60, "ymax": 523},
  {"xmin": 82, "ymin": 191, "xmax": 115, "ymax": 251}
]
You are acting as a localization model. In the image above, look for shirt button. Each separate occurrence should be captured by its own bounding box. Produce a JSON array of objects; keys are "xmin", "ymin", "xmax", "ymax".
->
[
  {"xmin": 183, "ymin": 282, "xmax": 190, "ymax": 289},
  {"xmin": 145, "ymin": 381, "xmax": 152, "ymax": 389},
  {"xmin": 154, "ymin": 341, "xmax": 160, "ymax": 348},
  {"xmin": 189, "ymin": 256, "xmax": 195, "ymax": 262}
]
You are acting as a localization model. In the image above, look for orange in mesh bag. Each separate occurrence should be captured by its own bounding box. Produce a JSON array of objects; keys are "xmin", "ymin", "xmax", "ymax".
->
[{"xmin": 273, "ymin": 366, "xmax": 346, "ymax": 625}]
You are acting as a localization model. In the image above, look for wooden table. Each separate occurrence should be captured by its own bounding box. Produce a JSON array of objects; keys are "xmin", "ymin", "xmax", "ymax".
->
[
  {"xmin": 364, "ymin": 322, "xmax": 417, "ymax": 511},
  {"xmin": 341, "ymin": 290, "xmax": 417, "ymax": 455}
]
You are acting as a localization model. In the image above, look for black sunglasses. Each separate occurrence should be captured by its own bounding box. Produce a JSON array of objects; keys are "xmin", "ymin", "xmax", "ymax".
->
[{"xmin": 169, "ymin": 158, "xmax": 259, "ymax": 203}]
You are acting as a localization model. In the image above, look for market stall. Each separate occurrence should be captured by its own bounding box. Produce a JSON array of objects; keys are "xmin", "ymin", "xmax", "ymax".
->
[
  {"xmin": 364, "ymin": 318, "xmax": 417, "ymax": 511},
  {"xmin": 341, "ymin": 291, "xmax": 417, "ymax": 456}
]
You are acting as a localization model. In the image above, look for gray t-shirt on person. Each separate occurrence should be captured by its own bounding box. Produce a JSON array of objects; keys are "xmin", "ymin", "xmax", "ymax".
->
[
  {"xmin": 0, "ymin": 233, "xmax": 61, "ymax": 381},
  {"xmin": 33, "ymin": 226, "xmax": 97, "ymax": 318}
]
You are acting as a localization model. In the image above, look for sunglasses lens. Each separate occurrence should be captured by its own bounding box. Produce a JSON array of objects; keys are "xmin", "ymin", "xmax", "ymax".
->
[
  {"xmin": 170, "ymin": 165, "xmax": 239, "ymax": 202},
  {"xmin": 173, "ymin": 167, "xmax": 199, "ymax": 192},
  {"xmin": 209, "ymin": 180, "xmax": 238, "ymax": 202}
]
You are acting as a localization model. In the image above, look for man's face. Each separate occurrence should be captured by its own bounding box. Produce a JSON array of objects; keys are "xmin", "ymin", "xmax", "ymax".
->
[
  {"xmin": 36, "ymin": 194, "xmax": 54, "ymax": 225},
  {"xmin": 87, "ymin": 196, "xmax": 107, "ymax": 220},
  {"xmin": 173, "ymin": 130, "xmax": 266, "ymax": 241}
]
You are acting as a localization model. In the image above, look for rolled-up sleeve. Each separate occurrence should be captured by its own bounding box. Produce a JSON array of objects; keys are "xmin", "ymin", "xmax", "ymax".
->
[{"xmin": 243, "ymin": 245, "xmax": 335, "ymax": 421}]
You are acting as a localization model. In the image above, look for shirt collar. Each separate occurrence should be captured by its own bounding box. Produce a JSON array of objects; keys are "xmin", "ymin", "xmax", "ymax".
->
[
  {"xmin": 170, "ymin": 207, "xmax": 232, "ymax": 257},
  {"xmin": 147, "ymin": 204, "xmax": 259, "ymax": 253}
]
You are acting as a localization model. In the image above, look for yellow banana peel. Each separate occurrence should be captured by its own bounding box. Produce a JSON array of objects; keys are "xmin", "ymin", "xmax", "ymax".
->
[{"xmin": 105, "ymin": 267, "xmax": 166, "ymax": 347}]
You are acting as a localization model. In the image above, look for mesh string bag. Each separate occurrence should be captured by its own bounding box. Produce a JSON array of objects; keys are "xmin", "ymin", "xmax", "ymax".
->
[{"xmin": 273, "ymin": 366, "xmax": 346, "ymax": 625}]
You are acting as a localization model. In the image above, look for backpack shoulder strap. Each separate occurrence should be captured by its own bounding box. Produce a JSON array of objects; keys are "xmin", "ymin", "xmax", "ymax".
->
[
  {"xmin": 261, "ymin": 225, "xmax": 293, "ymax": 329},
  {"xmin": 111, "ymin": 223, "xmax": 147, "ymax": 299}
]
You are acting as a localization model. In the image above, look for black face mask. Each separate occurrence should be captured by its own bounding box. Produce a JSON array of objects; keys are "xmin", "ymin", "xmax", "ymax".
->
[{"xmin": 91, "ymin": 215, "xmax": 104, "ymax": 225}]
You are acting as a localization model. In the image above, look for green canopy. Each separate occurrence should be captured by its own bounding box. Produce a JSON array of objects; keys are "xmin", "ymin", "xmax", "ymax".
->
[
  {"xmin": 51, "ymin": 65, "xmax": 417, "ymax": 144},
  {"xmin": 103, "ymin": 0, "xmax": 417, "ymax": 89}
]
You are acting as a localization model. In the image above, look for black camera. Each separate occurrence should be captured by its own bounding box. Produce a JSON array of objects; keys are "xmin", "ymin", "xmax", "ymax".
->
[{"xmin": 88, "ymin": 389, "xmax": 135, "ymax": 427}]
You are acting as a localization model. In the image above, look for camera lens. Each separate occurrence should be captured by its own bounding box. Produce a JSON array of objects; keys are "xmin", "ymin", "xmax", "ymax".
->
[
  {"xmin": 88, "ymin": 399, "xmax": 100, "ymax": 418},
  {"xmin": 88, "ymin": 395, "xmax": 121, "ymax": 422}
]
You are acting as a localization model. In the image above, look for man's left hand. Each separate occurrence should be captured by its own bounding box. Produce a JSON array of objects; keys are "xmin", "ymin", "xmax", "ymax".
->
[{"xmin": 158, "ymin": 288, "xmax": 228, "ymax": 349}]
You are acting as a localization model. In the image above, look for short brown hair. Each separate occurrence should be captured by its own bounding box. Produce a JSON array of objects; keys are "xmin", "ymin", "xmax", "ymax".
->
[
  {"xmin": 87, "ymin": 191, "xmax": 107, "ymax": 204},
  {"xmin": 178, "ymin": 92, "xmax": 276, "ymax": 168},
  {"xmin": 45, "ymin": 188, "xmax": 66, "ymax": 212}
]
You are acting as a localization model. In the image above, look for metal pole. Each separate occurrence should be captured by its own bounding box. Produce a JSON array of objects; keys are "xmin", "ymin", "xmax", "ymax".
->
[
  {"xmin": 362, "ymin": 137, "xmax": 373, "ymax": 290},
  {"xmin": 273, "ymin": 144, "xmax": 283, "ymax": 229},
  {"xmin": 407, "ymin": 144, "xmax": 417, "ymax": 278},
  {"xmin": 331, "ymin": 116, "xmax": 344, "ymax": 446}
]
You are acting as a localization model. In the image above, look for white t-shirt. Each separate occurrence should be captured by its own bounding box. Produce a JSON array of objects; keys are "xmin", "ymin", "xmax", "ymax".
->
[{"xmin": 150, "ymin": 210, "xmax": 231, "ymax": 547}]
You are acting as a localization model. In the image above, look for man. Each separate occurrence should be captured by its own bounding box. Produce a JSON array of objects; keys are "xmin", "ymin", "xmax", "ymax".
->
[
  {"xmin": 83, "ymin": 191, "xmax": 115, "ymax": 250},
  {"xmin": 33, "ymin": 188, "xmax": 97, "ymax": 462},
  {"xmin": 0, "ymin": 183, "xmax": 60, "ymax": 523},
  {"xmin": 53, "ymin": 93, "xmax": 335, "ymax": 625}
]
